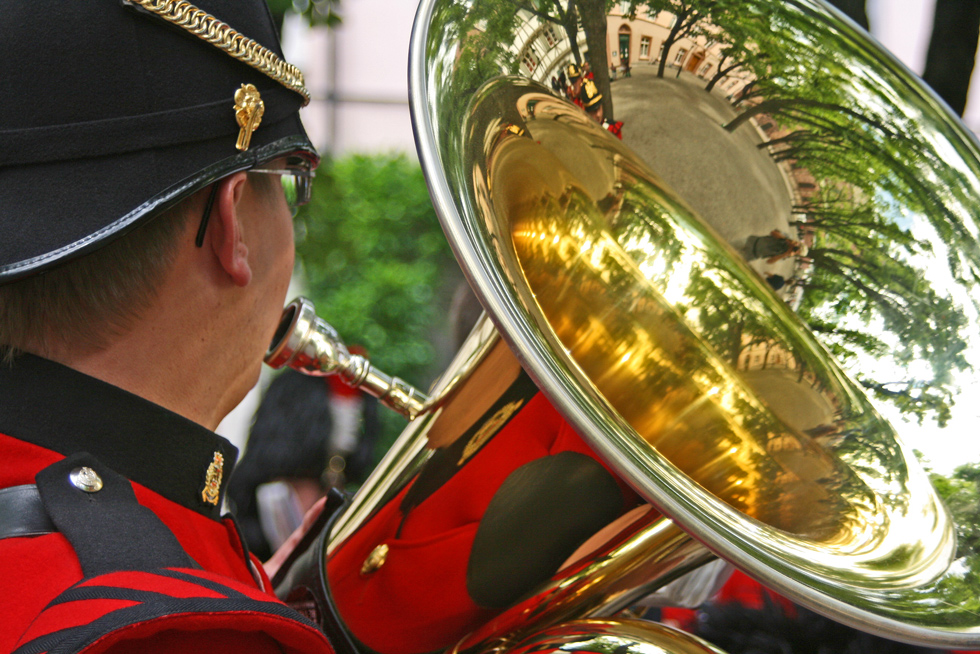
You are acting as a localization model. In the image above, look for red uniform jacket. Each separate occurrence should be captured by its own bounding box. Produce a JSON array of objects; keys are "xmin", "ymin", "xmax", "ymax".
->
[
  {"xmin": 326, "ymin": 373, "xmax": 641, "ymax": 654},
  {"xmin": 0, "ymin": 354, "xmax": 334, "ymax": 654}
]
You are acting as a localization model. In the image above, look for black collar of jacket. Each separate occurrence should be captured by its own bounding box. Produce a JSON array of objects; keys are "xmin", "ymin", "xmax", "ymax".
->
[{"xmin": 0, "ymin": 354, "xmax": 238, "ymax": 520}]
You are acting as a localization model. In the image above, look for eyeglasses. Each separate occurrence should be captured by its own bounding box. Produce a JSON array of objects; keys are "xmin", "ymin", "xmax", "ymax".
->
[
  {"xmin": 194, "ymin": 162, "xmax": 315, "ymax": 247},
  {"xmin": 249, "ymin": 165, "xmax": 314, "ymax": 213}
]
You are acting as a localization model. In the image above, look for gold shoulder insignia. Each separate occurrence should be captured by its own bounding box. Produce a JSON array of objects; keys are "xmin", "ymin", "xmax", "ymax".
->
[
  {"xmin": 202, "ymin": 451, "xmax": 225, "ymax": 506},
  {"xmin": 458, "ymin": 399, "xmax": 525, "ymax": 466}
]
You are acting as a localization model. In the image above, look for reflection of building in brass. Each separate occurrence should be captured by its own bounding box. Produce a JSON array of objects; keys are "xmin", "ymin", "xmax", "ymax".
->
[{"xmin": 361, "ymin": 543, "xmax": 389, "ymax": 576}]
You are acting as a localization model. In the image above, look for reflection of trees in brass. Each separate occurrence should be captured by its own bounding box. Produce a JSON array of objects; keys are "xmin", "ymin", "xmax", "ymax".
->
[
  {"xmin": 802, "ymin": 241, "xmax": 970, "ymax": 427},
  {"xmin": 578, "ymin": 0, "xmax": 615, "ymax": 120},
  {"xmin": 431, "ymin": 0, "xmax": 978, "ymax": 425},
  {"xmin": 439, "ymin": 2, "xmax": 520, "ymax": 100},
  {"xmin": 734, "ymin": 7, "xmax": 977, "ymax": 427},
  {"xmin": 931, "ymin": 464, "xmax": 980, "ymax": 607},
  {"xmin": 701, "ymin": 12, "xmax": 757, "ymax": 93},
  {"xmin": 520, "ymin": 0, "xmax": 585, "ymax": 66},
  {"xmin": 625, "ymin": 0, "xmax": 728, "ymax": 79},
  {"xmin": 628, "ymin": 0, "xmax": 978, "ymax": 425},
  {"xmin": 501, "ymin": 152, "xmax": 872, "ymax": 539},
  {"xmin": 435, "ymin": 0, "xmax": 618, "ymax": 121},
  {"xmin": 849, "ymin": 464, "xmax": 980, "ymax": 624}
]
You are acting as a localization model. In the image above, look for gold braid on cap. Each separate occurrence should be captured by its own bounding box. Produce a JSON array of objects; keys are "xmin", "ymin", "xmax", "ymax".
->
[{"xmin": 124, "ymin": 0, "xmax": 310, "ymax": 106}]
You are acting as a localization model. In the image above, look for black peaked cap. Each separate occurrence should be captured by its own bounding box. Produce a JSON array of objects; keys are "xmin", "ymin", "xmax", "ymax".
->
[{"xmin": 0, "ymin": 0, "xmax": 318, "ymax": 282}]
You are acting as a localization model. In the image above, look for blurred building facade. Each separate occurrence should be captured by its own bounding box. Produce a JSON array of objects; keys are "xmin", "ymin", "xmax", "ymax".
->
[{"xmin": 281, "ymin": 0, "xmax": 419, "ymax": 156}]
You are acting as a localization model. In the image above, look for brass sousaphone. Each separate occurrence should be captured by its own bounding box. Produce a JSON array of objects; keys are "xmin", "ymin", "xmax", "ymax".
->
[{"xmin": 268, "ymin": 1, "xmax": 980, "ymax": 652}]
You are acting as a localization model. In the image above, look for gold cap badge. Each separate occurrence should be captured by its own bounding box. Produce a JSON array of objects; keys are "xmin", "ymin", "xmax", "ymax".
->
[
  {"xmin": 234, "ymin": 84, "xmax": 265, "ymax": 151},
  {"xmin": 202, "ymin": 451, "xmax": 225, "ymax": 506}
]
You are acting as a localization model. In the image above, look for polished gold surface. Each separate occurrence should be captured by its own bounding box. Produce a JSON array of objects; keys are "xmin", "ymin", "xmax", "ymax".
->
[
  {"xmin": 454, "ymin": 508, "xmax": 712, "ymax": 653},
  {"xmin": 453, "ymin": 74, "xmax": 957, "ymax": 626},
  {"xmin": 123, "ymin": 0, "xmax": 310, "ymax": 104},
  {"xmin": 472, "ymin": 80, "xmax": 906, "ymax": 547},
  {"xmin": 408, "ymin": 0, "xmax": 980, "ymax": 647},
  {"xmin": 265, "ymin": 297, "xmax": 430, "ymax": 419},
  {"xmin": 317, "ymin": 313, "xmax": 718, "ymax": 650},
  {"xmin": 265, "ymin": 0, "xmax": 980, "ymax": 650},
  {"xmin": 234, "ymin": 84, "xmax": 264, "ymax": 151}
]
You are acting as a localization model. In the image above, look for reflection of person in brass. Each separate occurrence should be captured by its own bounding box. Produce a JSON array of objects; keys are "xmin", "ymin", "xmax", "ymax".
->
[
  {"xmin": 582, "ymin": 78, "xmax": 625, "ymax": 140},
  {"xmin": 566, "ymin": 62, "xmax": 586, "ymax": 108},
  {"xmin": 743, "ymin": 230, "xmax": 802, "ymax": 264},
  {"xmin": 0, "ymin": 2, "xmax": 332, "ymax": 652},
  {"xmin": 324, "ymin": 286, "xmax": 642, "ymax": 654},
  {"xmin": 662, "ymin": 570, "xmax": 944, "ymax": 654},
  {"xmin": 765, "ymin": 273, "xmax": 786, "ymax": 291}
]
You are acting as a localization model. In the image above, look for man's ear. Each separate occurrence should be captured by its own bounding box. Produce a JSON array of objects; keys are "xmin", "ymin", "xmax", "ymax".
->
[{"xmin": 208, "ymin": 172, "xmax": 252, "ymax": 287}]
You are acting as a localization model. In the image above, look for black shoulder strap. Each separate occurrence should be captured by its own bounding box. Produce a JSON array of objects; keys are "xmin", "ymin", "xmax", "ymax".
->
[
  {"xmin": 34, "ymin": 452, "xmax": 196, "ymax": 576},
  {"xmin": 0, "ymin": 484, "xmax": 55, "ymax": 539}
]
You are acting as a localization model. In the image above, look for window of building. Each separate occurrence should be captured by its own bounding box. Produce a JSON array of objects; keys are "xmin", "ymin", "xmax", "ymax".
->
[
  {"xmin": 657, "ymin": 43, "xmax": 664, "ymax": 61},
  {"xmin": 640, "ymin": 36, "xmax": 651, "ymax": 58},
  {"xmin": 673, "ymin": 48, "xmax": 686, "ymax": 65},
  {"xmin": 543, "ymin": 25, "xmax": 558, "ymax": 47},
  {"xmin": 522, "ymin": 48, "xmax": 538, "ymax": 73},
  {"xmin": 700, "ymin": 63, "xmax": 712, "ymax": 76}
]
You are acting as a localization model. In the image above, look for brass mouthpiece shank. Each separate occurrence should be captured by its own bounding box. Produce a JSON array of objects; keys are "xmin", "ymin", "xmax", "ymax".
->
[{"xmin": 265, "ymin": 297, "xmax": 429, "ymax": 420}]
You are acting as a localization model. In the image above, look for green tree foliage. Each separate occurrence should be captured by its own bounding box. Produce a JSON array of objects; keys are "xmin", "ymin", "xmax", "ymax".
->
[
  {"xmin": 702, "ymin": 18, "xmax": 758, "ymax": 93},
  {"xmin": 675, "ymin": 0, "xmax": 980, "ymax": 425},
  {"xmin": 435, "ymin": 0, "xmax": 617, "ymax": 122},
  {"xmin": 931, "ymin": 462, "xmax": 980, "ymax": 574},
  {"xmin": 786, "ymin": 189, "xmax": 969, "ymax": 426},
  {"xmin": 515, "ymin": 0, "xmax": 585, "ymax": 65},
  {"xmin": 293, "ymin": 154, "xmax": 460, "ymax": 448},
  {"xmin": 446, "ymin": 0, "xmax": 522, "ymax": 96}
]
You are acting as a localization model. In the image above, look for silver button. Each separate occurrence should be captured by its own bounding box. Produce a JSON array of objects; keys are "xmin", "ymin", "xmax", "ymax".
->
[{"xmin": 70, "ymin": 466, "xmax": 103, "ymax": 493}]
